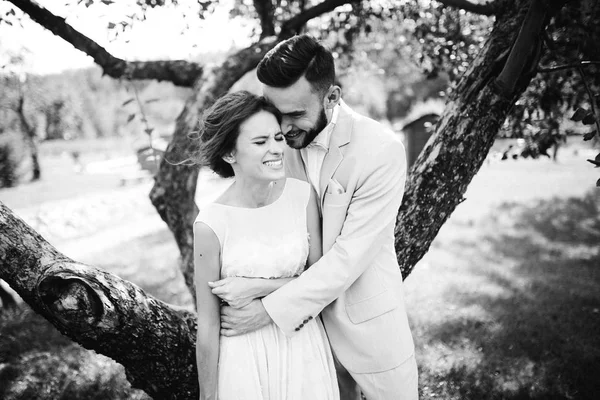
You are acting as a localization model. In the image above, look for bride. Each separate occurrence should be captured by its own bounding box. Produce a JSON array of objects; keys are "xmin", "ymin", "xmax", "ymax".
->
[{"xmin": 192, "ymin": 90, "xmax": 339, "ymax": 400}]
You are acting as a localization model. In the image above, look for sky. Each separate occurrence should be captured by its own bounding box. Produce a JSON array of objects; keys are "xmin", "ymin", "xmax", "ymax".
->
[{"xmin": 0, "ymin": 0, "xmax": 254, "ymax": 75}]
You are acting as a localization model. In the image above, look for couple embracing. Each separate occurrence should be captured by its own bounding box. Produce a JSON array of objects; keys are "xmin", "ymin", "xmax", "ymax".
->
[{"xmin": 193, "ymin": 34, "xmax": 418, "ymax": 400}]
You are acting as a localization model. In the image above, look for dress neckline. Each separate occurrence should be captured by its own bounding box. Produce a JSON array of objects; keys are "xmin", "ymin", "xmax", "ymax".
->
[{"xmin": 211, "ymin": 178, "xmax": 288, "ymax": 210}]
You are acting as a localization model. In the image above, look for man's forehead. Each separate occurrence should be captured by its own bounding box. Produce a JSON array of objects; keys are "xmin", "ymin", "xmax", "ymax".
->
[{"xmin": 263, "ymin": 81, "xmax": 315, "ymax": 111}]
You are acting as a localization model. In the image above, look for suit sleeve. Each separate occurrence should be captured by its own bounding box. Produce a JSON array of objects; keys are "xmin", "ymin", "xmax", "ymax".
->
[{"xmin": 262, "ymin": 139, "xmax": 407, "ymax": 336}]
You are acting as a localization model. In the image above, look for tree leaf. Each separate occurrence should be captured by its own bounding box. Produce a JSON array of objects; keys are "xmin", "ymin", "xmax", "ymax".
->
[
  {"xmin": 583, "ymin": 130, "xmax": 597, "ymax": 141},
  {"xmin": 122, "ymin": 98, "xmax": 135, "ymax": 106},
  {"xmin": 145, "ymin": 98, "xmax": 160, "ymax": 104},
  {"xmin": 144, "ymin": 128, "xmax": 154, "ymax": 136},
  {"xmin": 101, "ymin": 0, "xmax": 114, "ymax": 4},
  {"xmin": 127, "ymin": 114, "xmax": 136, "ymax": 123},
  {"xmin": 587, "ymin": 153, "xmax": 600, "ymax": 167},
  {"xmin": 107, "ymin": 22, "xmax": 116, "ymax": 29},
  {"xmin": 582, "ymin": 112, "xmax": 597, "ymax": 125},
  {"xmin": 571, "ymin": 107, "xmax": 588, "ymax": 122}
]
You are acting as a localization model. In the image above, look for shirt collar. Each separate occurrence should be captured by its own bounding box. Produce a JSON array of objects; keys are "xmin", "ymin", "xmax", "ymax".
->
[{"xmin": 307, "ymin": 103, "xmax": 340, "ymax": 151}]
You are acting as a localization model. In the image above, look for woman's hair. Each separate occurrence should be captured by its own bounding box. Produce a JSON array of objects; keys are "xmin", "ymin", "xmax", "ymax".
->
[
  {"xmin": 257, "ymin": 34, "xmax": 335, "ymax": 95},
  {"xmin": 192, "ymin": 91, "xmax": 281, "ymax": 178}
]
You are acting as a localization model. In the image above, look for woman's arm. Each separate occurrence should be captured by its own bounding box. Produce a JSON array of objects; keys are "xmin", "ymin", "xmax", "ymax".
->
[{"xmin": 194, "ymin": 222, "xmax": 221, "ymax": 400}]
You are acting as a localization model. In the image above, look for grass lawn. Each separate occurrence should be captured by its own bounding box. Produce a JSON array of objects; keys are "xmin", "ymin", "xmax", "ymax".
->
[{"xmin": 1, "ymin": 143, "xmax": 599, "ymax": 399}]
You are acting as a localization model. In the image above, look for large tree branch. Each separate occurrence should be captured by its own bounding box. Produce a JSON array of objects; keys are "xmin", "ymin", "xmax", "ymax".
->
[
  {"xmin": 281, "ymin": 0, "xmax": 357, "ymax": 36},
  {"xmin": 0, "ymin": 202, "xmax": 199, "ymax": 399},
  {"xmin": 394, "ymin": 0, "xmax": 571, "ymax": 277},
  {"xmin": 436, "ymin": 0, "xmax": 500, "ymax": 16},
  {"xmin": 8, "ymin": 0, "xmax": 203, "ymax": 87},
  {"xmin": 493, "ymin": 0, "xmax": 548, "ymax": 95}
]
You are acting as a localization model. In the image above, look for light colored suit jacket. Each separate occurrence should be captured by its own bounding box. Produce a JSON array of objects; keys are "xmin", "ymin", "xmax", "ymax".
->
[{"xmin": 262, "ymin": 101, "xmax": 414, "ymax": 374}]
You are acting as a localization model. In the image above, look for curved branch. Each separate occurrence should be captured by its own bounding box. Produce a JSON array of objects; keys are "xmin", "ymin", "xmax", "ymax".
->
[
  {"xmin": 281, "ymin": 0, "xmax": 357, "ymax": 36},
  {"xmin": 494, "ymin": 0, "xmax": 573, "ymax": 96},
  {"xmin": 493, "ymin": 0, "xmax": 548, "ymax": 96},
  {"xmin": 8, "ymin": 0, "xmax": 203, "ymax": 87},
  {"xmin": 436, "ymin": 0, "xmax": 500, "ymax": 16},
  {"xmin": 538, "ymin": 60, "xmax": 600, "ymax": 72},
  {"xmin": 0, "ymin": 202, "xmax": 199, "ymax": 399}
]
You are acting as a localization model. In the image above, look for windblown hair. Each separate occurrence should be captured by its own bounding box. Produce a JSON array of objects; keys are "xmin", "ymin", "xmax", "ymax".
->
[
  {"xmin": 193, "ymin": 91, "xmax": 281, "ymax": 178},
  {"xmin": 257, "ymin": 34, "xmax": 335, "ymax": 95}
]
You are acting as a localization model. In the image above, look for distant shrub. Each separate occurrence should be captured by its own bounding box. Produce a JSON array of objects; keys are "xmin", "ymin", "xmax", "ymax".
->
[
  {"xmin": 0, "ymin": 131, "xmax": 30, "ymax": 188},
  {"xmin": 0, "ymin": 133, "xmax": 21, "ymax": 188}
]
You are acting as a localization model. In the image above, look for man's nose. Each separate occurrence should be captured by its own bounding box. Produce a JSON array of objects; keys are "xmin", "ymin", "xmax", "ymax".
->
[{"xmin": 281, "ymin": 117, "xmax": 293, "ymax": 134}]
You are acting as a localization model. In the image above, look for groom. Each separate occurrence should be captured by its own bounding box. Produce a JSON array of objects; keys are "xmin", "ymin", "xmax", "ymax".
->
[{"xmin": 220, "ymin": 34, "xmax": 418, "ymax": 399}]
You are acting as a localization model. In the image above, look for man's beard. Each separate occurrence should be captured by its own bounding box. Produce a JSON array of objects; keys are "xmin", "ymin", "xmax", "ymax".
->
[{"xmin": 285, "ymin": 109, "xmax": 328, "ymax": 149}]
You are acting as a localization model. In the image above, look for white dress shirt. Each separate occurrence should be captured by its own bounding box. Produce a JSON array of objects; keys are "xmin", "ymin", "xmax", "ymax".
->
[{"xmin": 300, "ymin": 104, "xmax": 340, "ymax": 198}]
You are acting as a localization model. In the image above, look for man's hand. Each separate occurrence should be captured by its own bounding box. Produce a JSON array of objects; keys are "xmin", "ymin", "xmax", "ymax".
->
[
  {"xmin": 220, "ymin": 299, "xmax": 272, "ymax": 337},
  {"xmin": 208, "ymin": 277, "xmax": 258, "ymax": 309}
]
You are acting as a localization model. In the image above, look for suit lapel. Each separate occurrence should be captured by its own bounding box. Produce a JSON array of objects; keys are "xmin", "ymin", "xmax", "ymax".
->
[{"xmin": 319, "ymin": 101, "xmax": 353, "ymax": 207}]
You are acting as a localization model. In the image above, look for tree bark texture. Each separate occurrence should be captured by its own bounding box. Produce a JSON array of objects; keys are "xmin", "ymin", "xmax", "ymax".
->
[
  {"xmin": 394, "ymin": 0, "xmax": 570, "ymax": 278},
  {"xmin": 149, "ymin": 38, "xmax": 279, "ymax": 299},
  {"xmin": 0, "ymin": 203, "xmax": 199, "ymax": 399}
]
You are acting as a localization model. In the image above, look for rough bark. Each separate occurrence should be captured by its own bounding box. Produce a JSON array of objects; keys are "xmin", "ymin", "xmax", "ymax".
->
[
  {"xmin": 0, "ymin": 202, "xmax": 199, "ymax": 399},
  {"xmin": 394, "ymin": 0, "xmax": 570, "ymax": 278},
  {"xmin": 8, "ymin": 0, "xmax": 202, "ymax": 87}
]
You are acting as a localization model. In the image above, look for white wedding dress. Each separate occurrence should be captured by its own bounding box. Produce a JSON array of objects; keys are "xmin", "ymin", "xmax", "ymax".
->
[{"xmin": 195, "ymin": 178, "xmax": 339, "ymax": 400}]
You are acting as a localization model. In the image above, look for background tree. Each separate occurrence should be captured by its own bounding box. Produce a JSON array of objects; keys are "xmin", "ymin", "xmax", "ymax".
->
[
  {"xmin": 0, "ymin": 50, "xmax": 43, "ymax": 184},
  {"xmin": 1, "ymin": 0, "xmax": 598, "ymax": 398}
]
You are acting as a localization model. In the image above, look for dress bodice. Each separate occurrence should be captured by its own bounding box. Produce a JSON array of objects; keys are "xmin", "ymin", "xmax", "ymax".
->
[{"xmin": 195, "ymin": 178, "xmax": 310, "ymax": 279}]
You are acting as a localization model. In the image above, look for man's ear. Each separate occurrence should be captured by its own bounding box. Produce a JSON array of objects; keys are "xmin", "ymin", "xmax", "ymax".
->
[{"xmin": 324, "ymin": 85, "xmax": 342, "ymax": 109}]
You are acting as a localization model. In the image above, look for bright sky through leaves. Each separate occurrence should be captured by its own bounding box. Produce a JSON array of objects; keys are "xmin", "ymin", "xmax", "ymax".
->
[{"xmin": 0, "ymin": 0, "xmax": 254, "ymax": 74}]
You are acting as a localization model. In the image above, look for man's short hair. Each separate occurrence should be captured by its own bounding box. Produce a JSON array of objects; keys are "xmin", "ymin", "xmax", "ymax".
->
[{"xmin": 257, "ymin": 34, "xmax": 335, "ymax": 95}]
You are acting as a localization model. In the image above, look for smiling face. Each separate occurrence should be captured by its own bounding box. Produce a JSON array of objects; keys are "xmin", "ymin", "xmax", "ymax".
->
[
  {"xmin": 263, "ymin": 76, "xmax": 328, "ymax": 150},
  {"xmin": 229, "ymin": 110, "xmax": 285, "ymax": 182}
]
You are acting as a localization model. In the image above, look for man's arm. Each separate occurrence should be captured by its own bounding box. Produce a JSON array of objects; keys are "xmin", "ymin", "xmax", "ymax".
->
[
  {"xmin": 262, "ymin": 139, "xmax": 407, "ymax": 336},
  {"xmin": 218, "ymin": 184, "xmax": 324, "ymax": 336}
]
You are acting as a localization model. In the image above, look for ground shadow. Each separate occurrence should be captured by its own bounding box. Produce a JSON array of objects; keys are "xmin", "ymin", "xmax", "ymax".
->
[{"xmin": 420, "ymin": 192, "xmax": 600, "ymax": 399}]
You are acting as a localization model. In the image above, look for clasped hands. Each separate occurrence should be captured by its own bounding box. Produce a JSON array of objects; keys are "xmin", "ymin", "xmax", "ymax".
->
[{"xmin": 208, "ymin": 277, "xmax": 272, "ymax": 337}]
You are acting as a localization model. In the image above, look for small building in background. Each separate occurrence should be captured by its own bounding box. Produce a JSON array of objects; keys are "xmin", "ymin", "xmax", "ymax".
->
[{"xmin": 393, "ymin": 99, "xmax": 444, "ymax": 167}]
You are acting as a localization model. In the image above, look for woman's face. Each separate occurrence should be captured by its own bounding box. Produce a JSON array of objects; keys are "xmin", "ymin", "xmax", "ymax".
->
[{"xmin": 230, "ymin": 111, "xmax": 285, "ymax": 182}]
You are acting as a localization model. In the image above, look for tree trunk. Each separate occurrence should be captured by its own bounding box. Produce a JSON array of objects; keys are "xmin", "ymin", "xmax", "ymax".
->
[
  {"xmin": 149, "ymin": 38, "xmax": 279, "ymax": 300},
  {"xmin": 394, "ymin": 0, "xmax": 568, "ymax": 278},
  {"xmin": 17, "ymin": 94, "xmax": 41, "ymax": 181},
  {"xmin": 0, "ymin": 202, "xmax": 199, "ymax": 399}
]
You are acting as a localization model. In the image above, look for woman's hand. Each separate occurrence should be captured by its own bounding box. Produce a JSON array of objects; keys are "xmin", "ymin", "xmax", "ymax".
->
[{"xmin": 208, "ymin": 277, "xmax": 261, "ymax": 309}]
